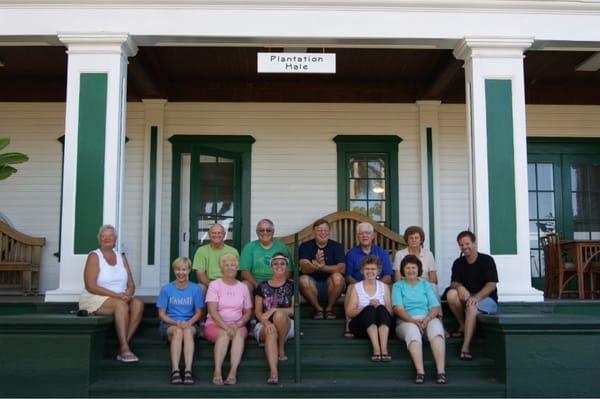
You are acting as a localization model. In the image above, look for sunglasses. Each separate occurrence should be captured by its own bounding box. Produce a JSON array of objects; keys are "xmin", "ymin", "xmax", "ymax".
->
[
  {"xmin": 271, "ymin": 259, "xmax": 288, "ymax": 266},
  {"xmin": 258, "ymin": 228, "xmax": 274, "ymax": 233}
]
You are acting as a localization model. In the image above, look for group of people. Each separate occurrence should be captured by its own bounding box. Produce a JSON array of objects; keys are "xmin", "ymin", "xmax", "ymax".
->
[{"xmin": 78, "ymin": 218, "xmax": 499, "ymax": 386}]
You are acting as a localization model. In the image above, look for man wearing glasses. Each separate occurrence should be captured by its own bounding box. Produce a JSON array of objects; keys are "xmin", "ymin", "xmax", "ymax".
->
[{"xmin": 239, "ymin": 219, "xmax": 293, "ymax": 292}]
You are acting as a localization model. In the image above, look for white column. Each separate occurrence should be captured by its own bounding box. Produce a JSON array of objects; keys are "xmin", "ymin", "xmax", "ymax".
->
[
  {"xmin": 454, "ymin": 37, "xmax": 543, "ymax": 302},
  {"xmin": 45, "ymin": 33, "xmax": 137, "ymax": 302},
  {"xmin": 416, "ymin": 100, "xmax": 445, "ymax": 287},
  {"xmin": 138, "ymin": 99, "xmax": 167, "ymax": 295}
]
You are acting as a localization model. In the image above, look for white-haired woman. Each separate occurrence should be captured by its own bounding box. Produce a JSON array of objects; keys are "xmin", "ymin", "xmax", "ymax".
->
[{"xmin": 79, "ymin": 224, "xmax": 144, "ymax": 363}]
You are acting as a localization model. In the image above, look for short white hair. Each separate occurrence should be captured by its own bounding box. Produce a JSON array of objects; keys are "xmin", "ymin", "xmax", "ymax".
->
[
  {"xmin": 97, "ymin": 224, "xmax": 117, "ymax": 242},
  {"xmin": 356, "ymin": 222, "xmax": 374, "ymax": 234}
]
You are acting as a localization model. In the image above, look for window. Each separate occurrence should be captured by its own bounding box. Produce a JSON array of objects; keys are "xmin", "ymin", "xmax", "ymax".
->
[{"xmin": 334, "ymin": 135, "xmax": 401, "ymax": 232}]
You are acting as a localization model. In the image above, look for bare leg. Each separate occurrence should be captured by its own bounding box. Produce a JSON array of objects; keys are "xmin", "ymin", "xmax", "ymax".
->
[
  {"xmin": 126, "ymin": 297, "xmax": 144, "ymax": 343},
  {"xmin": 462, "ymin": 303, "xmax": 478, "ymax": 354},
  {"xmin": 299, "ymin": 276, "xmax": 322, "ymax": 313},
  {"xmin": 325, "ymin": 273, "xmax": 344, "ymax": 313},
  {"xmin": 446, "ymin": 289, "xmax": 465, "ymax": 332},
  {"xmin": 430, "ymin": 335, "xmax": 446, "ymax": 374},
  {"xmin": 378, "ymin": 324, "xmax": 389, "ymax": 355},
  {"xmin": 226, "ymin": 328, "xmax": 246, "ymax": 383},
  {"xmin": 96, "ymin": 298, "xmax": 130, "ymax": 354},
  {"xmin": 182, "ymin": 326, "xmax": 196, "ymax": 372},
  {"xmin": 272, "ymin": 311, "xmax": 291, "ymax": 360},
  {"xmin": 262, "ymin": 325, "xmax": 278, "ymax": 381},
  {"xmin": 366, "ymin": 324, "xmax": 381, "ymax": 356},
  {"xmin": 168, "ymin": 327, "xmax": 183, "ymax": 372},
  {"xmin": 407, "ymin": 341, "xmax": 425, "ymax": 374},
  {"xmin": 213, "ymin": 330, "xmax": 230, "ymax": 382}
]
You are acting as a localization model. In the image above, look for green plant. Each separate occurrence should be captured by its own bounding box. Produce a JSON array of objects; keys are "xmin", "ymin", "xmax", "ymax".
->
[{"xmin": 0, "ymin": 138, "xmax": 29, "ymax": 180}]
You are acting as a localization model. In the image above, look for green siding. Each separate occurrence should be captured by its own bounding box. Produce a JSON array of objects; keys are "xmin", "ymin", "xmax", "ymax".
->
[
  {"xmin": 426, "ymin": 128, "xmax": 435, "ymax": 255},
  {"xmin": 147, "ymin": 126, "xmax": 158, "ymax": 265},
  {"xmin": 74, "ymin": 74, "xmax": 107, "ymax": 254},
  {"xmin": 485, "ymin": 80, "xmax": 517, "ymax": 254}
]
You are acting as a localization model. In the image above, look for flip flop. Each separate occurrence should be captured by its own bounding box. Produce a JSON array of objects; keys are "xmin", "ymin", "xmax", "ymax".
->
[
  {"xmin": 116, "ymin": 351, "xmax": 139, "ymax": 363},
  {"xmin": 451, "ymin": 330, "xmax": 464, "ymax": 338},
  {"xmin": 344, "ymin": 329, "xmax": 354, "ymax": 339},
  {"xmin": 460, "ymin": 351, "xmax": 473, "ymax": 361},
  {"xmin": 278, "ymin": 354, "xmax": 288, "ymax": 361},
  {"xmin": 380, "ymin": 354, "xmax": 392, "ymax": 362},
  {"xmin": 371, "ymin": 354, "xmax": 381, "ymax": 362},
  {"xmin": 313, "ymin": 310, "xmax": 324, "ymax": 319},
  {"xmin": 325, "ymin": 310, "xmax": 337, "ymax": 320}
]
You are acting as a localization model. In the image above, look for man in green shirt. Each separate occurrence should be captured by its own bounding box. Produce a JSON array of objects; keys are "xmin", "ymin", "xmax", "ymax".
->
[
  {"xmin": 239, "ymin": 219, "xmax": 293, "ymax": 291},
  {"xmin": 192, "ymin": 223, "xmax": 239, "ymax": 294}
]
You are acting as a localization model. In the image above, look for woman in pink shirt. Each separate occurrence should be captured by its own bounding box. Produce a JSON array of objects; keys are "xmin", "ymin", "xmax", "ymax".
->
[{"xmin": 205, "ymin": 253, "xmax": 253, "ymax": 386}]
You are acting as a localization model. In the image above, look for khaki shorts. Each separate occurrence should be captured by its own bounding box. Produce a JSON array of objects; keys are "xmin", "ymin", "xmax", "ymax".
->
[
  {"xmin": 395, "ymin": 317, "xmax": 445, "ymax": 347},
  {"xmin": 78, "ymin": 292, "xmax": 109, "ymax": 314}
]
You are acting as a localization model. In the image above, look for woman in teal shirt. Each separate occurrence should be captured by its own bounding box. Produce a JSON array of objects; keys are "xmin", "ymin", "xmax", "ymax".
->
[{"xmin": 392, "ymin": 255, "xmax": 446, "ymax": 385}]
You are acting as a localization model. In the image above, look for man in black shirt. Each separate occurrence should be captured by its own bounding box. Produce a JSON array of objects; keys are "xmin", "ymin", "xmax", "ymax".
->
[{"xmin": 447, "ymin": 230, "xmax": 499, "ymax": 361}]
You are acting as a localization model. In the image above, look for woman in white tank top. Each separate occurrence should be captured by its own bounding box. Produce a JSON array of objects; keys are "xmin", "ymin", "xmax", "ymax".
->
[
  {"xmin": 79, "ymin": 224, "xmax": 144, "ymax": 363},
  {"xmin": 344, "ymin": 255, "xmax": 393, "ymax": 362}
]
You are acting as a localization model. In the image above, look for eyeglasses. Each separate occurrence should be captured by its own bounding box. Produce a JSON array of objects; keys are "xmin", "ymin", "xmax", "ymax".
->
[{"xmin": 258, "ymin": 228, "xmax": 273, "ymax": 233}]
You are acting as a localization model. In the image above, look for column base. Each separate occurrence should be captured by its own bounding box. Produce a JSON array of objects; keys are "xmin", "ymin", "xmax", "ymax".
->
[
  {"xmin": 44, "ymin": 289, "xmax": 81, "ymax": 303},
  {"xmin": 498, "ymin": 287, "xmax": 544, "ymax": 302}
]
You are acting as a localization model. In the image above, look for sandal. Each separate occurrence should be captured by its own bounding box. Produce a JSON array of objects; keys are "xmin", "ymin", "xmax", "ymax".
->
[
  {"xmin": 170, "ymin": 370, "xmax": 182, "ymax": 385},
  {"xmin": 344, "ymin": 329, "xmax": 354, "ymax": 339},
  {"xmin": 415, "ymin": 373, "xmax": 425, "ymax": 384},
  {"xmin": 183, "ymin": 370, "xmax": 194, "ymax": 385},
  {"xmin": 116, "ymin": 351, "xmax": 139, "ymax": 363},
  {"xmin": 212, "ymin": 375, "xmax": 224, "ymax": 385},
  {"xmin": 325, "ymin": 310, "xmax": 337, "ymax": 320},
  {"xmin": 460, "ymin": 351, "xmax": 473, "ymax": 361},
  {"xmin": 451, "ymin": 330, "xmax": 464, "ymax": 338},
  {"xmin": 436, "ymin": 373, "xmax": 447, "ymax": 384},
  {"xmin": 278, "ymin": 354, "xmax": 288, "ymax": 361},
  {"xmin": 267, "ymin": 375, "xmax": 279, "ymax": 385},
  {"xmin": 371, "ymin": 354, "xmax": 381, "ymax": 362},
  {"xmin": 313, "ymin": 310, "xmax": 324, "ymax": 319},
  {"xmin": 380, "ymin": 353, "xmax": 392, "ymax": 362}
]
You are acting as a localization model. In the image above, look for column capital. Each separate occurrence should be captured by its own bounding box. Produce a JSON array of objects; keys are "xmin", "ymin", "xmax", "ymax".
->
[
  {"xmin": 416, "ymin": 100, "xmax": 441, "ymax": 113},
  {"xmin": 142, "ymin": 98, "xmax": 168, "ymax": 110},
  {"xmin": 453, "ymin": 37, "xmax": 534, "ymax": 61},
  {"xmin": 58, "ymin": 32, "xmax": 138, "ymax": 57}
]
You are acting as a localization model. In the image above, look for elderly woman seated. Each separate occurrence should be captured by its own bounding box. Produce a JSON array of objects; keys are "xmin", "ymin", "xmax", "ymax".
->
[
  {"xmin": 79, "ymin": 224, "xmax": 144, "ymax": 363},
  {"xmin": 392, "ymin": 255, "xmax": 446, "ymax": 384},
  {"xmin": 344, "ymin": 255, "xmax": 393, "ymax": 362},
  {"xmin": 254, "ymin": 252, "xmax": 295, "ymax": 385},
  {"xmin": 205, "ymin": 253, "xmax": 253, "ymax": 385}
]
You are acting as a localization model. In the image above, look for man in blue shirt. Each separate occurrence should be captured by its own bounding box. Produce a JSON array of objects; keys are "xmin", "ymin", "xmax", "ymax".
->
[{"xmin": 345, "ymin": 222, "xmax": 393, "ymax": 285}]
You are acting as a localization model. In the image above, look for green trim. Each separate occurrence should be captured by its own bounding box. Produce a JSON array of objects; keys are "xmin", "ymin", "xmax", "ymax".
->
[
  {"xmin": 169, "ymin": 135, "xmax": 254, "ymax": 273},
  {"xmin": 147, "ymin": 126, "xmax": 158, "ymax": 265},
  {"xmin": 426, "ymin": 128, "xmax": 435, "ymax": 256},
  {"xmin": 74, "ymin": 74, "xmax": 107, "ymax": 254},
  {"xmin": 333, "ymin": 135, "xmax": 401, "ymax": 232},
  {"xmin": 485, "ymin": 80, "xmax": 517, "ymax": 255}
]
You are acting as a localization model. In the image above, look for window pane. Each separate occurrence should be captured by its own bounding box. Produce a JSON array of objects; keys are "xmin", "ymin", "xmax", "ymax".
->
[
  {"xmin": 528, "ymin": 192, "xmax": 538, "ymax": 218},
  {"xmin": 538, "ymin": 192, "xmax": 555, "ymax": 219},
  {"xmin": 529, "ymin": 221, "xmax": 539, "ymax": 249},
  {"xmin": 199, "ymin": 185, "xmax": 216, "ymax": 215},
  {"xmin": 530, "ymin": 250, "xmax": 542, "ymax": 278},
  {"xmin": 537, "ymin": 163, "xmax": 554, "ymax": 190},
  {"xmin": 538, "ymin": 220, "xmax": 556, "ymax": 234},
  {"xmin": 350, "ymin": 200, "xmax": 368, "ymax": 217},
  {"xmin": 348, "ymin": 158, "xmax": 368, "ymax": 178},
  {"xmin": 367, "ymin": 158, "xmax": 385, "ymax": 178},
  {"xmin": 369, "ymin": 180, "xmax": 385, "ymax": 200},
  {"xmin": 592, "ymin": 193, "xmax": 600, "ymax": 219},
  {"xmin": 571, "ymin": 165, "xmax": 587, "ymax": 191},
  {"xmin": 349, "ymin": 179, "xmax": 368, "ymax": 200},
  {"xmin": 572, "ymin": 192, "xmax": 588, "ymax": 219},
  {"xmin": 527, "ymin": 163, "xmax": 536, "ymax": 191},
  {"xmin": 368, "ymin": 201, "xmax": 385, "ymax": 222}
]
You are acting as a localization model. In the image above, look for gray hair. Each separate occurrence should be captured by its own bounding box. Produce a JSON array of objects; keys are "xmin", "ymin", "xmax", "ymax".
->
[
  {"xmin": 256, "ymin": 218, "xmax": 275, "ymax": 229},
  {"xmin": 97, "ymin": 224, "xmax": 117, "ymax": 242},
  {"xmin": 356, "ymin": 222, "xmax": 374, "ymax": 234}
]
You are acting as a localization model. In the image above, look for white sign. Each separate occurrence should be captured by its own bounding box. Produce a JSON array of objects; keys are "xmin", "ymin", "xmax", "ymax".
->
[{"xmin": 257, "ymin": 52, "xmax": 336, "ymax": 74}]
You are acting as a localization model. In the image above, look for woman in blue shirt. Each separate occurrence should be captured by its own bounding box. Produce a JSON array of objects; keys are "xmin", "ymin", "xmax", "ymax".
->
[
  {"xmin": 392, "ymin": 255, "xmax": 446, "ymax": 384},
  {"xmin": 157, "ymin": 257, "xmax": 205, "ymax": 385}
]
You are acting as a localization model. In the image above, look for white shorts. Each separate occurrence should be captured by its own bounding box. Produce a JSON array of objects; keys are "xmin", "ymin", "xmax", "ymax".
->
[
  {"xmin": 254, "ymin": 318, "xmax": 295, "ymax": 344},
  {"xmin": 395, "ymin": 317, "xmax": 445, "ymax": 347},
  {"xmin": 78, "ymin": 292, "xmax": 109, "ymax": 313}
]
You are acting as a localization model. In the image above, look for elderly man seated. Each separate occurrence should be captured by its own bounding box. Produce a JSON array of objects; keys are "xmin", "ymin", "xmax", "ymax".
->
[
  {"xmin": 345, "ymin": 222, "xmax": 393, "ymax": 285},
  {"xmin": 298, "ymin": 219, "xmax": 346, "ymax": 320}
]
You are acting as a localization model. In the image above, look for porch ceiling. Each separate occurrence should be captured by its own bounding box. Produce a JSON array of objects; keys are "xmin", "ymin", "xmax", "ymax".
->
[{"xmin": 0, "ymin": 46, "xmax": 599, "ymax": 104}]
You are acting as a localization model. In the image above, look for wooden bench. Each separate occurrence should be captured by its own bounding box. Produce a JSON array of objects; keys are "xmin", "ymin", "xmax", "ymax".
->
[
  {"xmin": 278, "ymin": 210, "xmax": 407, "ymax": 261},
  {"xmin": 0, "ymin": 221, "xmax": 45, "ymax": 295}
]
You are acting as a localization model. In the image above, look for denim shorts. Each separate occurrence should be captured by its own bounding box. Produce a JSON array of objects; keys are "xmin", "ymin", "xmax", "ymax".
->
[{"xmin": 305, "ymin": 275, "xmax": 346, "ymax": 304}]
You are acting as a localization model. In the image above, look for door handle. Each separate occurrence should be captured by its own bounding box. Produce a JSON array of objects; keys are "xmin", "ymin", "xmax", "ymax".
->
[{"xmin": 183, "ymin": 232, "xmax": 187, "ymax": 242}]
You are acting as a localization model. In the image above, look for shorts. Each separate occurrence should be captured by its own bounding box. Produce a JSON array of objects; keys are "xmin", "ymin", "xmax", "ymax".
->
[
  {"xmin": 253, "ymin": 318, "xmax": 295, "ymax": 344},
  {"xmin": 203, "ymin": 322, "xmax": 248, "ymax": 343},
  {"xmin": 305, "ymin": 275, "xmax": 346, "ymax": 304},
  {"xmin": 78, "ymin": 292, "xmax": 109, "ymax": 314},
  {"xmin": 476, "ymin": 297, "xmax": 498, "ymax": 315},
  {"xmin": 395, "ymin": 317, "xmax": 445, "ymax": 347},
  {"xmin": 158, "ymin": 321, "xmax": 201, "ymax": 341}
]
